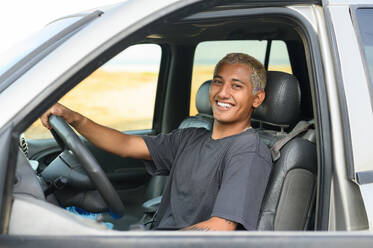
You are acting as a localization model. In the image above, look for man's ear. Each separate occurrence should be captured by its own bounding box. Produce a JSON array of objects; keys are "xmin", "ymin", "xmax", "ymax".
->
[{"xmin": 253, "ymin": 90, "xmax": 265, "ymax": 108}]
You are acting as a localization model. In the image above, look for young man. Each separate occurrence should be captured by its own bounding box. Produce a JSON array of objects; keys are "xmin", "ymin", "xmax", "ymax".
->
[{"xmin": 41, "ymin": 53, "xmax": 272, "ymax": 231}]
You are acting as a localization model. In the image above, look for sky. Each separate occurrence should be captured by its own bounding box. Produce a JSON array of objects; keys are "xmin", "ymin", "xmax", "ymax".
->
[{"xmin": 0, "ymin": 0, "xmax": 121, "ymax": 55}]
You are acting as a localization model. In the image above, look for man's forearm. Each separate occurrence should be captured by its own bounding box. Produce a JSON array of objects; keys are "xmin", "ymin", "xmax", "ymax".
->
[
  {"xmin": 41, "ymin": 103, "xmax": 151, "ymax": 161},
  {"xmin": 71, "ymin": 114, "xmax": 151, "ymax": 160}
]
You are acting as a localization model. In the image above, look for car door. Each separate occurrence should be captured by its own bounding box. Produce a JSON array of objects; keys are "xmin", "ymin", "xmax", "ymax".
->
[{"xmin": 328, "ymin": 5, "xmax": 373, "ymax": 229}]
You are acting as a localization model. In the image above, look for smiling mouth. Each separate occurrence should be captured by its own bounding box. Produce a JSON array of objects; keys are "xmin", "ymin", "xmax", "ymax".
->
[{"xmin": 216, "ymin": 101, "xmax": 233, "ymax": 109}]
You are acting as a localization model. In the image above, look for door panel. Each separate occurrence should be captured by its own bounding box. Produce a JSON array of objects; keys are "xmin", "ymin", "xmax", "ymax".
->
[{"xmin": 2, "ymin": 233, "xmax": 373, "ymax": 247}]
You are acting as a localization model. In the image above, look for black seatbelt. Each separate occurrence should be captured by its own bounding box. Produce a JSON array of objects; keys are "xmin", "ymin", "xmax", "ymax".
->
[{"xmin": 271, "ymin": 120, "xmax": 314, "ymax": 161}]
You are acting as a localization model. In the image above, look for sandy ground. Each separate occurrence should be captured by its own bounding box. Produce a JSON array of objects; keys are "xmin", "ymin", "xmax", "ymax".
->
[{"xmin": 25, "ymin": 65, "xmax": 291, "ymax": 139}]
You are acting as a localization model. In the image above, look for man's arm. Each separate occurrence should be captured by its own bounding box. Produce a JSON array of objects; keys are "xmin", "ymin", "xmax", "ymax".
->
[
  {"xmin": 182, "ymin": 217, "xmax": 237, "ymax": 231},
  {"xmin": 40, "ymin": 103, "xmax": 151, "ymax": 160}
]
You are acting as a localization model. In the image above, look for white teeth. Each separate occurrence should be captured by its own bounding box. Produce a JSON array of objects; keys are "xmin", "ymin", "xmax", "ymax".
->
[{"xmin": 217, "ymin": 101, "xmax": 232, "ymax": 108}]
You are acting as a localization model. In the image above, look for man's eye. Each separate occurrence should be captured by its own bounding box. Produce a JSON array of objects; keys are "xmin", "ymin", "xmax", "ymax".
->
[
  {"xmin": 212, "ymin": 79, "xmax": 223, "ymax": 85},
  {"xmin": 232, "ymin": 84, "xmax": 242, "ymax": 89}
]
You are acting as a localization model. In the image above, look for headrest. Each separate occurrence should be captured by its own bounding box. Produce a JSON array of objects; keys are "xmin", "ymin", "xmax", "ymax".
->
[
  {"xmin": 196, "ymin": 80, "xmax": 213, "ymax": 116},
  {"xmin": 252, "ymin": 71, "xmax": 301, "ymax": 127}
]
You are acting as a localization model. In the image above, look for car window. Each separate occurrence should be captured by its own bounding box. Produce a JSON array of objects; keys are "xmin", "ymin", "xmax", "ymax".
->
[
  {"xmin": 24, "ymin": 44, "xmax": 161, "ymax": 139},
  {"xmin": 355, "ymin": 8, "xmax": 373, "ymax": 91},
  {"xmin": 190, "ymin": 40, "xmax": 292, "ymax": 115},
  {"xmin": 268, "ymin": 40, "xmax": 292, "ymax": 74}
]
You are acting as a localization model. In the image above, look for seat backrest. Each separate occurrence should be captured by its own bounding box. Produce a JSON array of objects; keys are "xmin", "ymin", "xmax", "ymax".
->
[
  {"xmin": 253, "ymin": 71, "xmax": 317, "ymax": 230},
  {"xmin": 178, "ymin": 80, "xmax": 214, "ymax": 130},
  {"xmin": 145, "ymin": 80, "xmax": 214, "ymax": 199}
]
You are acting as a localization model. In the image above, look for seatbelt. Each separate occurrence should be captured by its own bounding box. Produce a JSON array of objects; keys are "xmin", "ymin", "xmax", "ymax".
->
[{"xmin": 271, "ymin": 120, "xmax": 314, "ymax": 161}]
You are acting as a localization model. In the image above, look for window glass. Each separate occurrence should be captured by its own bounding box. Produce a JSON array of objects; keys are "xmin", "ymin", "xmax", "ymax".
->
[
  {"xmin": 356, "ymin": 8, "xmax": 373, "ymax": 88},
  {"xmin": 268, "ymin": 40, "xmax": 292, "ymax": 74},
  {"xmin": 190, "ymin": 40, "xmax": 267, "ymax": 115},
  {"xmin": 25, "ymin": 44, "xmax": 161, "ymax": 139}
]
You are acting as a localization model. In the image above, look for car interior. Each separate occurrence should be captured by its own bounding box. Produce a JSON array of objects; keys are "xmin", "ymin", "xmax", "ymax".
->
[{"xmin": 11, "ymin": 3, "xmax": 324, "ymax": 234}]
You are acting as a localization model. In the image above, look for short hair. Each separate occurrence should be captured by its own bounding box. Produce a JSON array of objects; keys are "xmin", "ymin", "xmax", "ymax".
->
[{"xmin": 214, "ymin": 53, "xmax": 266, "ymax": 94}]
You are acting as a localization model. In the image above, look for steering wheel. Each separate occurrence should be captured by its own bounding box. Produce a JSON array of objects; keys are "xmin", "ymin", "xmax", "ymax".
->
[{"xmin": 47, "ymin": 115, "xmax": 125, "ymax": 218}]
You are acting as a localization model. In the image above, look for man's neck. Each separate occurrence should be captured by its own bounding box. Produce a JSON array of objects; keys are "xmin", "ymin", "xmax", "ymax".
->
[{"xmin": 211, "ymin": 121, "xmax": 251, "ymax": 140}]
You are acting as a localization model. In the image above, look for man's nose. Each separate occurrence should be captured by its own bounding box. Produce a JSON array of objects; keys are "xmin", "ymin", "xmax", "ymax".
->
[{"xmin": 217, "ymin": 83, "xmax": 230, "ymax": 98}]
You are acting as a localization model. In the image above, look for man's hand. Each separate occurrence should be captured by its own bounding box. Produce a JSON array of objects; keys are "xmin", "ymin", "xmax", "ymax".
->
[
  {"xmin": 182, "ymin": 217, "xmax": 237, "ymax": 231},
  {"xmin": 40, "ymin": 103, "xmax": 83, "ymax": 130}
]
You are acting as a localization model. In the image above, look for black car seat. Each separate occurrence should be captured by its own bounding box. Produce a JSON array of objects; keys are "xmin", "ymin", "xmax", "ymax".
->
[
  {"xmin": 144, "ymin": 80, "xmax": 214, "ymax": 200},
  {"xmin": 178, "ymin": 80, "xmax": 214, "ymax": 130},
  {"xmin": 252, "ymin": 71, "xmax": 317, "ymax": 230}
]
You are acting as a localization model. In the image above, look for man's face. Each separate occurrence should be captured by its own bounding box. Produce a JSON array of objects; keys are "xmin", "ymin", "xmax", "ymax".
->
[{"xmin": 209, "ymin": 62, "xmax": 264, "ymax": 126}]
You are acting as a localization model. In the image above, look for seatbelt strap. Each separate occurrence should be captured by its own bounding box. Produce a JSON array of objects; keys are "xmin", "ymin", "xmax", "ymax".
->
[{"xmin": 271, "ymin": 120, "xmax": 313, "ymax": 161}]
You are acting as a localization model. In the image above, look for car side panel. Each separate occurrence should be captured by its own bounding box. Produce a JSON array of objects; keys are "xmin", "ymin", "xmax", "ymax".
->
[{"xmin": 2, "ymin": 233, "xmax": 373, "ymax": 248}]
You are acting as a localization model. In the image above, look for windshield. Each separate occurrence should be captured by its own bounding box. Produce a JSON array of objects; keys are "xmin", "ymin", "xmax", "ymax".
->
[
  {"xmin": 0, "ymin": 10, "xmax": 102, "ymax": 93},
  {"xmin": 0, "ymin": 17, "xmax": 82, "ymax": 77}
]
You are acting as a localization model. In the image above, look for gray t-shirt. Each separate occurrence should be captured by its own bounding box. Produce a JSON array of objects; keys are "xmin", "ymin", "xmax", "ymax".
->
[{"xmin": 142, "ymin": 127, "xmax": 272, "ymax": 230}]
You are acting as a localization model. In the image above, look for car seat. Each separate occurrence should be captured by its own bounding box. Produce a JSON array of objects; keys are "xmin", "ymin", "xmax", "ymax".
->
[
  {"xmin": 178, "ymin": 80, "xmax": 214, "ymax": 130},
  {"xmin": 252, "ymin": 71, "xmax": 317, "ymax": 230}
]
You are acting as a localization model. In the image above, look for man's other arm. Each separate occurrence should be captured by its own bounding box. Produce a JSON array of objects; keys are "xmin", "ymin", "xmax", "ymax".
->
[
  {"xmin": 40, "ymin": 103, "xmax": 151, "ymax": 160},
  {"xmin": 182, "ymin": 217, "xmax": 237, "ymax": 231}
]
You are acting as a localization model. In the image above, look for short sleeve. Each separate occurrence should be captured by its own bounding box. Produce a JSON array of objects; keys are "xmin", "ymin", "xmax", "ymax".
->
[
  {"xmin": 142, "ymin": 129, "xmax": 183, "ymax": 176},
  {"xmin": 211, "ymin": 151, "xmax": 272, "ymax": 230}
]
